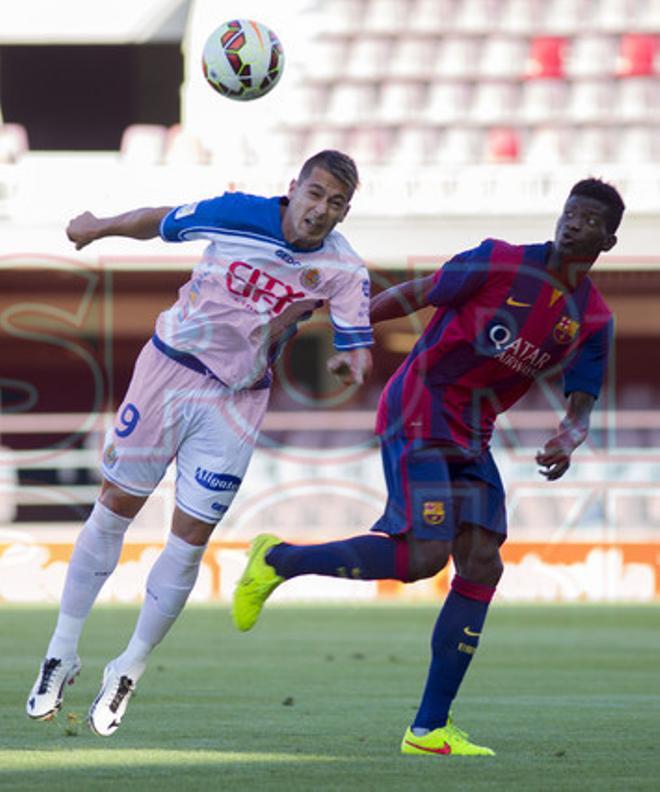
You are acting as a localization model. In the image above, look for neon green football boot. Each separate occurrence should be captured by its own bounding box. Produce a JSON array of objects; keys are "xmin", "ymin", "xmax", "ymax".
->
[
  {"xmin": 401, "ymin": 718, "xmax": 495, "ymax": 757},
  {"xmin": 232, "ymin": 533, "xmax": 284, "ymax": 632}
]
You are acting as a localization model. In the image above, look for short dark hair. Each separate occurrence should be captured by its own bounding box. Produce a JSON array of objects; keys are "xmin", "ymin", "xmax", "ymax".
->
[
  {"xmin": 298, "ymin": 150, "xmax": 359, "ymax": 199},
  {"xmin": 569, "ymin": 178, "xmax": 625, "ymax": 234}
]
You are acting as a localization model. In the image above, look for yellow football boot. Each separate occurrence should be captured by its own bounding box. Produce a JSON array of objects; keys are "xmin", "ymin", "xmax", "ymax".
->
[
  {"xmin": 232, "ymin": 533, "xmax": 284, "ymax": 631},
  {"xmin": 401, "ymin": 719, "xmax": 495, "ymax": 757}
]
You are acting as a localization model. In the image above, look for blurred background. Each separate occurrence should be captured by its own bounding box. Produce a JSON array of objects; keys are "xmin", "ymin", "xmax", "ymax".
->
[{"xmin": 1, "ymin": 0, "xmax": 659, "ymax": 605}]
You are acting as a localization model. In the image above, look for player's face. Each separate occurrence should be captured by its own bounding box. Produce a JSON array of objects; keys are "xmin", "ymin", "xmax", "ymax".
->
[
  {"xmin": 283, "ymin": 166, "xmax": 352, "ymax": 249},
  {"xmin": 554, "ymin": 195, "xmax": 617, "ymax": 259}
]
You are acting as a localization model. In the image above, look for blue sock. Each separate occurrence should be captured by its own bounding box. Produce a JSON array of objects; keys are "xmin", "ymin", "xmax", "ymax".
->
[
  {"xmin": 266, "ymin": 534, "xmax": 409, "ymax": 581},
  {"xmin": 412, "ymin": 575, "xmax": 496, "ymax": 731}
]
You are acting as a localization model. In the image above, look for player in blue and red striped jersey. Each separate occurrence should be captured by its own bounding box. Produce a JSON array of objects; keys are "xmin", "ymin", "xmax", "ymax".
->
[{"xmin": 233, "ymin": 178, "xmax": 625, "ymax": 756}]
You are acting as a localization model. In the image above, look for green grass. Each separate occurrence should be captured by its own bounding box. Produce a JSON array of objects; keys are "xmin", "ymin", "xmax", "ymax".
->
[{"xmin": 1, "ymin": 604, "xmax": 659, "ymax": 791}]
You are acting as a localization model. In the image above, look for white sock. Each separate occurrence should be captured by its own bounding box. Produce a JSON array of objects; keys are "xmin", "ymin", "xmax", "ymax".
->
[
  {"xmin": 47, "ymin": 501, "xmax": 132, "ymax": 659},
  {"xmin": 113, "ymin": 533, "xmax": 206, "ymax": 681}
]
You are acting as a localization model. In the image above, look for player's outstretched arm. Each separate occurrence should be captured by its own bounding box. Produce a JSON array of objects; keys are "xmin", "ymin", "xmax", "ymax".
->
[
  {"xmin": 370, "ymin": 274, "xmax": 436, "ymax": 324},
  {"xmin": 327, "ymin": 347, "xmax": 373, "ymax": 386},
  {"xmin": 536, "ymin": 391, "xmax": 596, "ymax": 481},
  {"xmin": 66, "ymin": 207, "xmax": 173, "ymax": 250}
]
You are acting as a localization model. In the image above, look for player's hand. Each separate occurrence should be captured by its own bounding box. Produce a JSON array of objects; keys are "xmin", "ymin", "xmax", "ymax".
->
[
  {"xmin": 535, "ymin": 423, "xmax": 586, "ymax": 481},
  {"xmin": 66, "ymin": 211, "xmax": 102, "ymax": 250},
  {"xmin": 327, "ymin": 348, "xmax": 372, "ymax": 386}
]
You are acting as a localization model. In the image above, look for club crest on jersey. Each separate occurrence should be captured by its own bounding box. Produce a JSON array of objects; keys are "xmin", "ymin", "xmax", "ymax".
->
[
  {"xmin": 553, "ymin": 316, "xmax": 580, "ymax": 345},
  {"xmin": 422, "ymin": 501, "xmax": 446, "ymax": 525},
  {"xmin": 103, "ymin": 444, "xmax": 118, "ymax": 468},
  {"xmin": 300, "ymin": 267, "xmax": 321, "ymax": 290}
]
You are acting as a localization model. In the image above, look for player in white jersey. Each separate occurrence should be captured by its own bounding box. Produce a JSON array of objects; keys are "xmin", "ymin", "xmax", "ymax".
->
[{"xmin": 26, "ymin": 150, "xmax": 373, "ymax": 736}]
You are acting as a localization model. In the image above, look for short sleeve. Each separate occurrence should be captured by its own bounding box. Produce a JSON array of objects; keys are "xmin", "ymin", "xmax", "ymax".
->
[
  {"xmin": 330, "ymin": 269, "xmax": 374, "ymax": 350},
  {"xmin": 159, "ymin": 192, "xmax": 282, "ymax": 243},
  {"xmin": 563, "ymin": 318, "xmax": 613, "ymax": 399},
  {"xmin": 427, "ymin": 240, "xmax": 491, "ymax": 308}
]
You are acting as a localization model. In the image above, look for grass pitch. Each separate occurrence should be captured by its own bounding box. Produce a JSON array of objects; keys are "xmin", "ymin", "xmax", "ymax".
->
[{"xmin": 1, "ymin": 604, "xmax": 659, "ymax": 791}]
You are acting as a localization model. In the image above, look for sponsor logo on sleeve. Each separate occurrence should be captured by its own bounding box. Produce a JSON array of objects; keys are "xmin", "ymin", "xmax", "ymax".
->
[
  {"xmin": 194, "ymin": 468, "xmax": 242, "ymax": 492},
  {"xmin": 361, "ymin": 279, "xmax": 370, "ymax": 297},
  {"xmin": 174, "ymin": 202, "xmax": 199, "ymax": 220}
]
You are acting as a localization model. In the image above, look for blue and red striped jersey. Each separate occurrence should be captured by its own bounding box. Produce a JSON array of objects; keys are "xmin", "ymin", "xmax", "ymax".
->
[{"xmin": 375, "ymin": 238, "xmax": 613, "ymax": 452}]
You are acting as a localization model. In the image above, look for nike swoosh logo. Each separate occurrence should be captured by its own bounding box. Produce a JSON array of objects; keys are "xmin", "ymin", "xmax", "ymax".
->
[
  {"xmin": 404, "ymin": 739, "xmax": 451, "ymax": 755},
  {"xmin": 506, "ymin": 297, "xmax": 532, "ymax": 308},
  {"xmin": 464, "ymin": 626, "xmax": 481, "ymax": 637}
]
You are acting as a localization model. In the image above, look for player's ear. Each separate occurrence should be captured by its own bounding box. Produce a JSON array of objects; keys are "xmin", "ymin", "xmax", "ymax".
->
[
  {"xmin": 287, "ymin": 178, "xmax": 297, "ymax": 200},
  {"xmin": 602, "ymin": 233, "xmax": 617, "ymax": 252},
  {"xmin": 339, "ymin": 203, "xmax": 351, "ymax": 223}
]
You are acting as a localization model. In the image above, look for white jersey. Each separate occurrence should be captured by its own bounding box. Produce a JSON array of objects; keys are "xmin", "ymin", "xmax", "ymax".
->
[{"xmin": 157, "ymin": 192, "xmax": 373, "ymax": 389}]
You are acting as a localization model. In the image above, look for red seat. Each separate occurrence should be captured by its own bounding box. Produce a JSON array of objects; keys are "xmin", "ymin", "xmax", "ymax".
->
[
  {"xmin": 484, "ymin": 128, "xmax": 520, "ymax": 163},
  {"xmin": 526, "ymin": 36, "xmax": 567, "ymax": 79},
  {"xmin": 616, "ymin": 34, "xmax": 657, "ymax": 77}
]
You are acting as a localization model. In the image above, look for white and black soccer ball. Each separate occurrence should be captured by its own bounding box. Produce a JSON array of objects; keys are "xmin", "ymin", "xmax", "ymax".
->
[{"xmin": 202, "ymin": 19, "xmax": 285, "ymax": 101}]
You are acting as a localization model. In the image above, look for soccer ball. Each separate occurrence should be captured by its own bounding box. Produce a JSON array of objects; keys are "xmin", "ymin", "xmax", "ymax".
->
[{"xmin": 202, "ymin": 19, "xmax": 285, "ymax": 101}]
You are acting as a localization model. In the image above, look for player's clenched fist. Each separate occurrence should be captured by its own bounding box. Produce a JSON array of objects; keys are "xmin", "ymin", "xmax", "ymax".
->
[
  {"xmin": 327, "ymin": 348, "xmax": 373, "ymax": 386},
  {"xmin": 67, "ymin": 211, "xmax": 102, "ymax": 250}
]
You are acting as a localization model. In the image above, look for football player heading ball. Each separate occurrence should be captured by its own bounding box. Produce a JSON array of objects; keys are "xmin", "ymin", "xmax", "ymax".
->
[{"xmin": 26, "ymin": 149, "xmax": 372, "ymax": 735}]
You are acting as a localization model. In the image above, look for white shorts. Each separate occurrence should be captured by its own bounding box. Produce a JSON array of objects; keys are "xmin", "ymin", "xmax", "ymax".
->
[{"xmin": 101, "ymin": 340, "xmax": 270, "ymax": 523}]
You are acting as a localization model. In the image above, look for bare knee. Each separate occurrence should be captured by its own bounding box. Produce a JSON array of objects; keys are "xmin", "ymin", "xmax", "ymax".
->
[
  {"xmin": 458, "ymin": 552, "xmax": 503, "ymax": 587},
  {"xmin": 453, "ymin": 524, "xmax": 504, "ymax": 587},
  {"xmin": 406, "ymin": 538, "xmax": 451, "ymax": 582},
  {"xmin": 99, "ymin": 479, "xmax": 146, "ymax": 519},
  {"xmin": 171, "ymin": 507, "xmax": 217, "ymax": 546}
]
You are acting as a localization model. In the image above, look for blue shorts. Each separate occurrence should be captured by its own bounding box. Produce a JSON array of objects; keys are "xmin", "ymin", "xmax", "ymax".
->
[{"xmin": 371, "ymin": 436, "xmax": 507, "ymax": 541}]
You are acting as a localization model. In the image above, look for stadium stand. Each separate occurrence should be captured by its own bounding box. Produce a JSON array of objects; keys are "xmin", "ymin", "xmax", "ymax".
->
[
  {"xmin": 1, "ymin": 0, "xmax": 660, "ymax": 597},
  {"xmin": 270, "ymin": 0, "xmax": 660, "ymax": 166}
]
